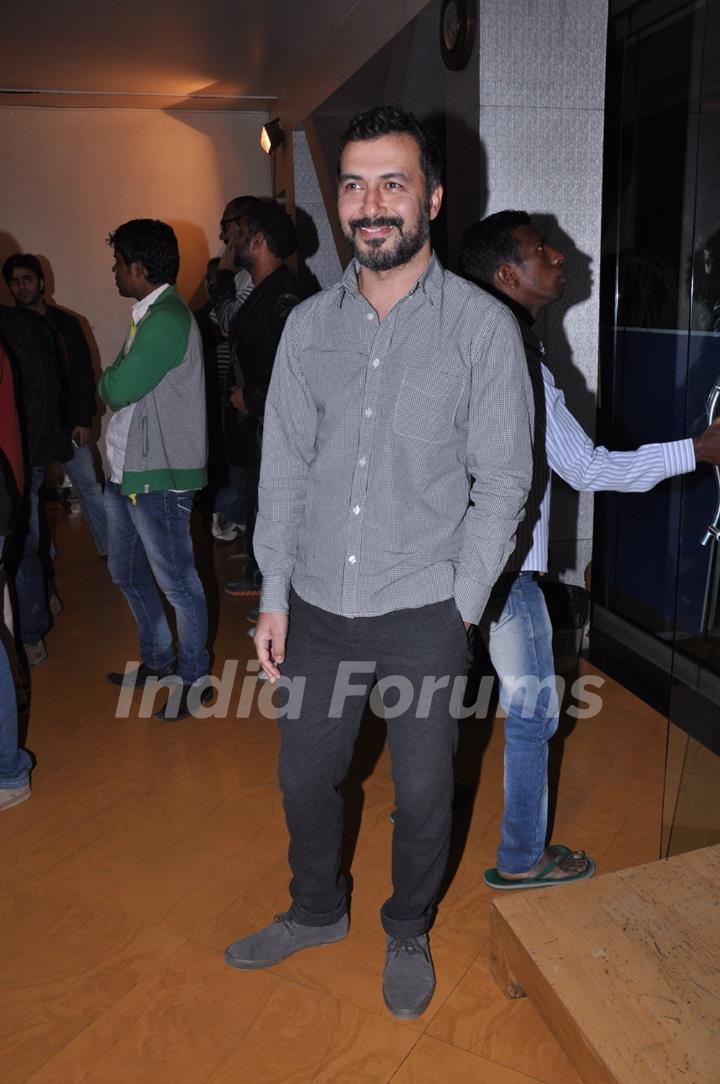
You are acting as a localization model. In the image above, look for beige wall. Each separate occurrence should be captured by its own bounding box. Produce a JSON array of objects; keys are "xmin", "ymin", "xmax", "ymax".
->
[{"xmin": 0, "ymin": 107, "xmax": 270, "ymax": 382}]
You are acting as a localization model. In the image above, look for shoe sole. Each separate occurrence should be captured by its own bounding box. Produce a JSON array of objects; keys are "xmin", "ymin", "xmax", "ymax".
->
[
  {"xmin": 383, "ymin": 987, "xmax": 435, "ymax": 1019},
  {"xmin": 0, "ymin": 788, "xmax": 32, "ymax": 812},
  {"xmin": 483, "ymin": 858, "xmax": 596, "ymax": 890},
  {"xmin": 224, "ymin": 926, "xmax": 349, "ymax": 971}
]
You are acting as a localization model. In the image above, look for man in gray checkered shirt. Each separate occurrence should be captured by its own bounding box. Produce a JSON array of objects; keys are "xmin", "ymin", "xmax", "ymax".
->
[{"xmin": 224, "ymin": 106, "xmax": 534, "ymax": 1020}]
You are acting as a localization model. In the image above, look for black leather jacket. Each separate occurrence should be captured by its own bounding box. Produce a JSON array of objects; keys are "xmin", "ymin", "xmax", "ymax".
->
[
  {"xmin": 43, "ymin": 305, "xmax": 97, "ymax": 429},
  {"xmin": 0, "ymin": 305, "xmax": 72, "ymax": 468}
]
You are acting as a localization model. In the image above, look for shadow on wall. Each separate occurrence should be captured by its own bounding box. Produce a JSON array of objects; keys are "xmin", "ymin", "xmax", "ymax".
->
[
  {"xmin": 0, "ymin": 231, "xmax": 22, "ymax": 306},
  {"xmin": 39, "ymin": 255, "xmax": 105, "ymax": 389},
  {"xmin": 294, "ymin": 206, "xmax": 322, "ymax": 297},
  {"xmin": 444, "ymin": 114, "xmax": 489, "ymax": 272},
  {"xmin": 532, "ymin": 214, "xmax": 594, "ymax": 578},
  {"xmin": 170, "ymin": 220, "xmax": 211, "ymax": 311}
]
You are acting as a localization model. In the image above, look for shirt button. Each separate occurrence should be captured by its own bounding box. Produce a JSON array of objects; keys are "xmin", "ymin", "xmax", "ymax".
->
[
  {"xmin": 372, "ymin": 358, "xmax": 380, "ymax": 368},
  {"xmin": 358, "ymin": 456, "xmax": 366, "ymax": 467},
  {"xmin": 353, "ymin": 505, "xmax": 360, "ymax": 515},
  {"xmin": 364, "ymin": 407, "xmax": 373, "ymax": 418},
  {"xmin": 348, "ymin": 554, "xmax": 357, "ymax": 564},
  {"xmin": 366, "ymin": 312, "xmax": 375, "ymax": 321}
]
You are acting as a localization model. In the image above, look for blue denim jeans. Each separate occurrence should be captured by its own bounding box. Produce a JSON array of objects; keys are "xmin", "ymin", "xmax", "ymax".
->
[
  {"xmin": 13, "ymin": 466, "xmax": 51, "ymax": 645},
  {"xmin": 0, "ymin": 638, "xmax": 32, "ymax": 789},
  {"xmin": 104, "ymin": 484, "xmax": 209, "ymax": 684},
  {"xmin": 479, "ymin": 572, "xmax": 558, "ymax": 873},
  {"xmin": 64, "ymin": 443, "xmax": 108, "ymax": 555},
  {"xmin": 213, "ymin": 464, "xmax": 252, "ymax": 528},
  {"xmin": 0, "ymin": 543, "xmax": 32, "ymax": 790}
]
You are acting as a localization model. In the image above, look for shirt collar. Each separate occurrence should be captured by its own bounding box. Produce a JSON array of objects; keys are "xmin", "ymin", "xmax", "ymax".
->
[
  {"xmin": 338, "ymin": 252, "xmax": 444, "ymax": 308},
  {"xmin": 131, "ymin": 282, "xmax": 171, "ymax": 325}
]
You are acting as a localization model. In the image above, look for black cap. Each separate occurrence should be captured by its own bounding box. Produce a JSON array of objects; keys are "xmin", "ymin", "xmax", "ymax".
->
[{"xmin": 243, "ymin": 197, "xmax": 297, "ymax": 258}]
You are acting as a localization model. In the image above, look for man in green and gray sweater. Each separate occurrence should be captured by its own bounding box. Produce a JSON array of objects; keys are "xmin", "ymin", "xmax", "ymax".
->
[{"xmin": 99, "ymin": 219, "xmax": 209, "ymax": 721}]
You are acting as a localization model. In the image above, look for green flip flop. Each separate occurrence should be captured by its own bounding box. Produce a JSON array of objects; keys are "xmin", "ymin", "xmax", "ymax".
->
[{"xmin": 483, "ymin": 844, "xmax": 596, "ymax": 890}]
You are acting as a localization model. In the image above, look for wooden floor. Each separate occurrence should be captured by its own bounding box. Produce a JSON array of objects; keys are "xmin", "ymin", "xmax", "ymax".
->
[
  {"xmin": 0, "ymin": 509, "xmax": 671, "ymax": 1083},
  {"xmin": 489, "ymin": 846, "xmax": 720, "ymax": 1084}
]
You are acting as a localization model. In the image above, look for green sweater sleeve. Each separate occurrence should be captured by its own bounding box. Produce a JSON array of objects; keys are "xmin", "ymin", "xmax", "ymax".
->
[{"xmin": 99, "ymin": 299, "xmax": 190, "ymax": 410}]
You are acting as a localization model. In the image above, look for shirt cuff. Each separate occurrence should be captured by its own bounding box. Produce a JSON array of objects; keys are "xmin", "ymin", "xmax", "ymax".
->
[
  {"xmin": 661, "ymin": 438, "xmax": 695, "ymax": 477},
  {"xmin": 453, "ymin": 572, "xmax": 491, "ymax": 626},
  {"xmin": 259, "ymin": 574, "xmax": 291, "ymax": 615}
]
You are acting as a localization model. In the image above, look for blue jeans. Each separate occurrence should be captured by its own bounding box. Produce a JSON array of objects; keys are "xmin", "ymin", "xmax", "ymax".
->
[
  {"xmin": 0, "ymin": 543, "xmax": 32, "ymax": 790},
  {"xmin": 0, "ymin": 638, "xmax": 32, "ymax": 789},
  {"xmin": 14, "ymin": 466, "xmax": 51, "ymax": 645},
  {"xmin": 104, "ymin": 484, "xmax": 209, "ymax": 684},
  {"xmin": 480, "ymin": 572, "xmax": 558, "ymax": 873},
  {"xmin": 64, "ymin": 443, "xmax": 108, "ymax": 555},
  {"xmin": 213, "ymin": 463, "xmax": 252, "ymax": 527}
]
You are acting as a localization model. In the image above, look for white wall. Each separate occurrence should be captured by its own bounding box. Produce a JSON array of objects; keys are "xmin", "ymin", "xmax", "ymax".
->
[
  {"xmin": 476, "ymin": 0, "xmax": 609, "ymax": 584},
  {"xmin": 0, "ymin": 107, "xmax": 270, "ymax": 381}
]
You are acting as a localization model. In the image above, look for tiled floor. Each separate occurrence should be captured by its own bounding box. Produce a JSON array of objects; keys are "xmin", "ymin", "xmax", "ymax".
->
[{"xmin": 0, "ymin": 510, "xmax": 669, "ymax": 1083}]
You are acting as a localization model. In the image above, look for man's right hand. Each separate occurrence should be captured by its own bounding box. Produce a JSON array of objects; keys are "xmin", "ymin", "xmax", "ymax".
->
[
  {"xmin": 254, "ymin": 612, "xmax": 288, "ymax": 682},
  {"xmin": 219, "ymin": 237, "xmax": 237, "ymax": 272},
  {"xmin": 229, "ymin": 386, "xmax": 246, "ymax": 412},
  {"xmin": 693, "ymin": 418, "xmax": 720, "ymax": 464}
]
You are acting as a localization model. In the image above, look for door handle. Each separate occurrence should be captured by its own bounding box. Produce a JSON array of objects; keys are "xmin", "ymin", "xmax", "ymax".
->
[{"xmin": 701, "ymin": 381, "xmax": 720, "ymax": 546}]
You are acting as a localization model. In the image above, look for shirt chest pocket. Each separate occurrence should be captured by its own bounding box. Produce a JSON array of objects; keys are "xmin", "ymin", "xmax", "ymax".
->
[{"xmin": 392, "ymin": 368, "xmax": 465, "ymax": 444}]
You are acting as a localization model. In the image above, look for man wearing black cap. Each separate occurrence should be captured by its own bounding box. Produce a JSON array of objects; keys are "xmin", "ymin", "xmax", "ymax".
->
[{"xmin": 209, "ymin": 197, "xmax": 301, "ymax": 596}]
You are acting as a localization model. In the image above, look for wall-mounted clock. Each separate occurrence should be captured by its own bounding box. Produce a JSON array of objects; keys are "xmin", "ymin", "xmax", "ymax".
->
[{"xmin": 440, "ymin": 0, "xmax": 477, "ymax": 71}]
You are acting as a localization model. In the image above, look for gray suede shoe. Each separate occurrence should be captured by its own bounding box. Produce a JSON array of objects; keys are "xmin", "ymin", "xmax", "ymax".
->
[
  {"xmin": 224, "ymin": 911, "xmax": 349, "ymax": 970},
  {"xmin": 383, "ymin": 933, "xmax": 436, "ymax": 1019}
]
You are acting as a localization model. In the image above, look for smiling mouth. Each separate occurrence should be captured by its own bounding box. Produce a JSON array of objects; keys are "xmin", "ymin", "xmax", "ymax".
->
[
  {"xmin": 359, "ymin": 227, "xmax": 393, "ymax": 245},
  {"xmin": 351, "ymin": 217, "xmax": 402, "ymax": 242}
]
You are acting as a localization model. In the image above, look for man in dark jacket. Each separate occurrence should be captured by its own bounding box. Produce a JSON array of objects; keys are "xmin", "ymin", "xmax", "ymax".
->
[
  {"xmin": 0, "ymin": 346, "xmax": 32, "ymax": 809},
  {"xmin": 0, "ymin": 302, "xmax": 71, "ymax": 664},
  {"xmin": 208, "ymin": 197, "xmax": 301, "ymax": 596},
  {"xmin": 3, "ymin": 254, "xmax": 107, "ymax": 556}
]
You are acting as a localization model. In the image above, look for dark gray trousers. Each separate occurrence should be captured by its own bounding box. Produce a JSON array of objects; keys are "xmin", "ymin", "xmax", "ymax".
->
[{"xmin": 277, "ymin": 591, "xmax": 470, "ymax": 940}]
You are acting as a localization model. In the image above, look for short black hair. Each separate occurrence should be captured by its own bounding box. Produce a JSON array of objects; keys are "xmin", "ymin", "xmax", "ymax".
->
[
  {"xmin": 459, "ymin": 211, "xmax": 532, "ymax": 286},
  {"xmin": 338, "ymin": 105, "xmax": 443, "ymax": 198},
  {"xmin": 107, "ymin": 219, "xmax": 180, "ymax": 284},
  {"xmin": 2, "ymin": 253, "xmax": 44, "ymax": 285},
  {"xmin": 224, "ymin": 195, "xmax": 254, "ymax": 220},
  {"xmin": 242, "ymin": 197, "xmax": 297, "ymax": 259}
]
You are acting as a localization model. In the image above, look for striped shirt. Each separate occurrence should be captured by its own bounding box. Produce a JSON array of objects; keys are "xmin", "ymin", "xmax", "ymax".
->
[
  {"xmin": 255, "ymin": 255, "xmax": 534, "ymax": 624},
  {"xmin": 511, "ymin": 316, "xmax": 695, "ymax": 572},
  {"xmin": 210, "ymin": 269, "xmax": 253, "ymax": 387}
]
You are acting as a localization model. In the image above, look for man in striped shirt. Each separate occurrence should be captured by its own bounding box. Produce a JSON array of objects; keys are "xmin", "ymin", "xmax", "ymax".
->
[
  {"xmin": 222, "ymin": 109, "xmax": 535, "ymax": 1019},
  {"xmin": 459, "ymin": 210, "xmax": 720, "ymax": 890}
]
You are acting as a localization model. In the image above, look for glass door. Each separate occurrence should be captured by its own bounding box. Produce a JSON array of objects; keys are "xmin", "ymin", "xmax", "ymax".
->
[
  {"xmin": 595, "ymin": 0, "xmax": 720, "ymax": 856},
  {"xmin": 663, "ymin": 0, "xmax": 720, "ymax": 854}
]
